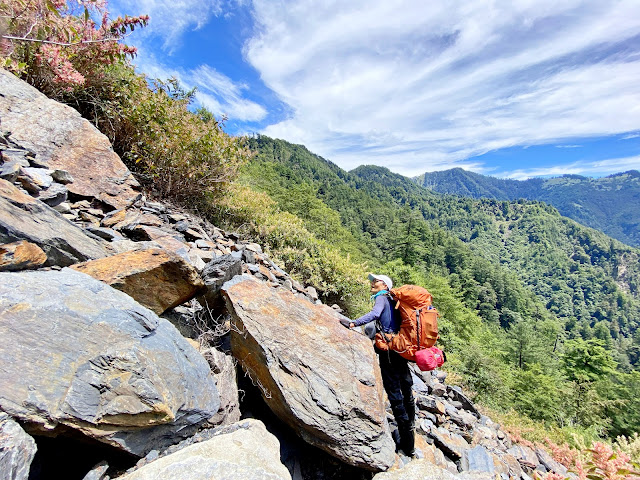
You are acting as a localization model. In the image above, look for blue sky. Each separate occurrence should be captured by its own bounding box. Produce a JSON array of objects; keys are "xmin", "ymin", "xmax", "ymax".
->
[{"xmin": 110, "ymin": 0, "xmax": 640, "ymax": 180}]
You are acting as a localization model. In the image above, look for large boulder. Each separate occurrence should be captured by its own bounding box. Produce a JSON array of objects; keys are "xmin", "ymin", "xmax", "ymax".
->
[
  {"xmin": 0, "ymin": 413, "xmax": 37, "ymax": 480},
  {"xmin": 0, "ymin": 268, "xmax": 220, "ymax": 456},
  {"xmin": 117, "ymin": 419, "xmax": 291, "ymax": 480},
  {"xmin": 0, "ymin": 68, "xmax": 140, "ymax": 210},
  {"xmin": 0, "ymin": 178, "xmax": 110, "ymax": 266},
  {"xmin": 70, "ymin": 248, "xmax": 205, "ymax": 315},
  {"xmin": 222, "ymin": 276, "xmax": 395, "ymax": 471}
]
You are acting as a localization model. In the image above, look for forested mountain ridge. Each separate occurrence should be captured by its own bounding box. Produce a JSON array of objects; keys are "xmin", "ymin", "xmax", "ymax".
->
[
  {"xmin": 356, "ymin": 165, "xmax": 640, "ymax": 360},
  {"xmin": 246, "ymin": 135, "xmax": 640, "ymax": 359},
  {"xmin": 414, "ymin": 168, "xmax": 640, "ymax": 247},
  {"xmin": 243, "ymin": 135, "xmax": 640, "ymax": 438}
]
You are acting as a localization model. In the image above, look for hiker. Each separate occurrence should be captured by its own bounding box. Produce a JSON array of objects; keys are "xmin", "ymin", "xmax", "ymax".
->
[{"xmin": 340, "ymin": 274, "xmax": 416, "ymax": 457}]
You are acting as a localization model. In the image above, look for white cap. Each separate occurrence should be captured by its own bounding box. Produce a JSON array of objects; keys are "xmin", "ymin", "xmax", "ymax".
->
[{"xmin": 368, "ymin": 273, "xmax": 393, "ymax": 290}]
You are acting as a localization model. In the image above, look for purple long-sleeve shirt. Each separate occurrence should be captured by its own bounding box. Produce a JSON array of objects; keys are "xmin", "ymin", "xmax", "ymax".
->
[{"xmin": 353, "ymin": 294, "xmax": 399, "ymax": 333}]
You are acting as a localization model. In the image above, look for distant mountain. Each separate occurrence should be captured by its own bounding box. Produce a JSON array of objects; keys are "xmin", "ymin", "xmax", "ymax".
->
[{"xmin": 414, "ymin": 169, "xmax": 640, "ymax": 247}]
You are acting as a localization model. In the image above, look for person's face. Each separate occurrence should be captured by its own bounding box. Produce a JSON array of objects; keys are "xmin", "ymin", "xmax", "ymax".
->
[{"xmin": 370, "ymin": 279, "xmax": 387, "ymax": 294}]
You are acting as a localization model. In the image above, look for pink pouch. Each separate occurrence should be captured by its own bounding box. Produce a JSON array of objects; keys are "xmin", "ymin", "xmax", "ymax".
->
[{"xmin": 415, "ymin": 346, "xmax": 446, "ymax": 371}]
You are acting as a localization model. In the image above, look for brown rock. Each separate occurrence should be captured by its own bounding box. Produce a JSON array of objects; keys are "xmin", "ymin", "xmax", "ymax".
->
[
  {"xmin": 78, "ymin": 211, "xmax": 101, "ymax": 225},
  {"xmin": 222, "ymin": 276, "xmax": 395, "ymax": 471},
  {"xmin": 491, "ymin": 453, "xmax": 510, "ymax": 476},
  {"xmin": 184, "ymin": 228, "xmax": 203, "ymax": 241},
  {"xmin": 151, "ymin": 235, "xmax": 190, "ymax": 259},
  {"xmin": 499, "ymin": 453, "xmax": 522, "ymax": 478},
  {"xmin": 415, "ymin": 435, "xmax": 437, "ymax": 463},
  {"xmin": 0, "ymin": 69, "xmax": 140, "ymax": 210},
  {"xmin": 112, "ymin": 212, "xmax": 165, "ymax": 234},
  {"xmin": 0, "ymin": 240, "xmax": 47, "ymax": 271},
  {"xmin": 101, "ymin": 208, "xmax": 127, "ymax": 228},
  {"xmin": 258, "ymin": 264, "xmax": 275, "ymax": 281},
  {"xmin": 372, "ymin": 459, "xmax": 459, "ymax": 480},
  {"xmin": 71, "ymin": 248, "xmax": 205, "ymax": 315}
]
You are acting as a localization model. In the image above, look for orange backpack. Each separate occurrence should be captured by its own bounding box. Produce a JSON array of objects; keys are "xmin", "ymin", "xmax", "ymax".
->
[{"xmin": 374, "ymin": 285, "xmax": 439, "ymax": 362}]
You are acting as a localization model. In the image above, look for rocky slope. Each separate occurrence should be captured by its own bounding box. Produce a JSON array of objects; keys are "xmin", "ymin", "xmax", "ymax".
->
[{"xmin": 0, "ymin": 69, "xmax": 571, "ymax": 479}]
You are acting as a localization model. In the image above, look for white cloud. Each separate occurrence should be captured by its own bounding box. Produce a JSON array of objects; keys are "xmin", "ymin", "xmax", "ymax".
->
[
  {"xmin": 499, "ymin": 155, "xmax": 640, "ymax": 180},
  {"xmin": 131, "ymin": 50, "xmax": 266, "ymax": 122},
  {"xmin": 117, "ymin": 0, "xmax": 224, "ymax": 51},
  {"xmin": 191, "ymin": 66, "xmax": 267, "ymax": 121},
  {"xmin": 244, "ymin": 0, "xmax": 640, "ymax": 175}
]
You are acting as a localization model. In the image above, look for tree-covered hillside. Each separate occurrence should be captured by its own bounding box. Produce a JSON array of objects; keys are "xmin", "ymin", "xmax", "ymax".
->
[
  {"xmin": 242, "ymin": 135, "xmax": 640, "ymax": 440},
  {"xmin": 357, "ymin": 165, "xmax": 640, "ymax": 365},
  {"xmin": 415, "ymin": 168, "xmax": 640, "ymax": 247}
]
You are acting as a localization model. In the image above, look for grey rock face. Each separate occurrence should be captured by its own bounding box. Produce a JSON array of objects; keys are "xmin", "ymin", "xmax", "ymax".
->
[
  {"xmin": 508, "ymin": 445, "xmax": 539, "ymax": 468},
  {"xmin": 51, "ymin": 169, "xmax": 74, "ymax": 184},
  {"xmin": 461, "ymin": 446, "xmax": 495, "ymax": 474},
  {"xmin": 0, "ymin": 178, "xmax": 110, "ymax": 266},
  {"xmin": 199, "ymin": 254, "xmax": 242, "ymax": 308},
  {"xmin": 203, "ymin": 348, "xmax": 241, "ymax": 426},
  {"xmin": 117, "ymin": 419, "xmax": 292, "ymax": 480},
  {"xmin": 36, "ymin": 182, "xmax": 68, "ymax": 207},
  {"xmin": 0, "ymin": 161, "xmax": 22, "ymax": 182},
  {"xmin": 223, "ymin": 276, "xmax": 395, "ymax": 471},
  {"xmin": 0, "ymin": 269, "xmax": 220, "ymax": 456},
  {"xmin": 447, "ymin": 386, "xmax": 480, "ymax": 418},
  {"xmin": 0, "ymin": 413, "xmax": 37, "ymax": 480}
]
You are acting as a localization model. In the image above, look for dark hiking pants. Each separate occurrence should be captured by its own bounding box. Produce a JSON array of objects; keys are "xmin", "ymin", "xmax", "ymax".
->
[{"xmin": 376, "ymin": 348, "xmax": 415, "ymax": 426}]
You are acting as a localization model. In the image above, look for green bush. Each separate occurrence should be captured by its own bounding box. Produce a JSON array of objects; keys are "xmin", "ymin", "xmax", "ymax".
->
[{"xmin": 212, "ymin": 184, "xmax": 370, "ymax": 315}]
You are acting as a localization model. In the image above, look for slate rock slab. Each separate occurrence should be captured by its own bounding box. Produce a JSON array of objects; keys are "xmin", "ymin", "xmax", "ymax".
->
[
  {"xmin": 117, "ymin": 419, "xmax": 291, "ymax": 480},
  {"xmin": 222, "ymin": 276, "xmax": 395, "ymax": 471},
  {"xmin": 461, "ymin": 445, "xmax": 495, "ymax": 474},
  {"xmin": 0, "ymin": 178, "xmax": 109, "ymax": 266},
  {"xmin": 199, "ymin": 254, "xmax": 242, "ymax": 308},
  {"xmin": 0, "ymin": 268, "xmax": 220, "ymax": 456},
  {"xmin": 70, "ymin": 248, "xmax": 205, "ymax": 315},
  {"xmin": 0, "ymin": 240, "xmax": 47, "ymax": 271},
  {"xmin": 0, "ymin": 69, "xmax": 140, "ymax": 210},
  {"xmin": 203, "ymin": 348, "xmax": 241, "ymax": 426},
  {"xmin": 428, "ymin": 427, "xmax": 470, "ymax": 460},
  {"xmin": 0, "ymin": 412, "xmax": 37, "ymax": 480},
  {"xmin": 536, "ymin": 447, "xmax": 568, "ymax": 476},
  {"xmin": 508, "ymin": 444, "xmax": 539, "ymax": 469}
]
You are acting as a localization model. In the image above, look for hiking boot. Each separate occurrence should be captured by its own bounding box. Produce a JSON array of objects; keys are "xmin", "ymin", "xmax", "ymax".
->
[{"xmin": 397, "ymin": 420, "xmax": 415, "ymax": 457}]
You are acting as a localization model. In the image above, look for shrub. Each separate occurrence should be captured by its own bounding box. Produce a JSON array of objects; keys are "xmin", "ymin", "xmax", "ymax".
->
[
  {"xmin": 213, "ymin": 184, "xmax": 370, "ymax": 315},
  {"xmin": 542, "ymin": 439, "xmax": 640, "ymax": 480},
  {"xmin": 0, "ymin": 0, "xmax": 147, "ymax": 96},
  {"xmin": 121, "ymin": 78, "xmax": 253, "ymax": 208}
]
